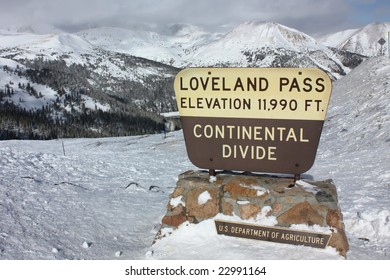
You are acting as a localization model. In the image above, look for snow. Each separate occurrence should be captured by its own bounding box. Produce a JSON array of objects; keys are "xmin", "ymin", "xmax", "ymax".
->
[
  {"xmin": 198, "ymin": 191, "xmax": 212, "ymax": 205},
  {"xmin": 170, "ymin": 195, "xmax": 185, "ymax": 208},
  {"xmin": 328, "ymin": 22, "xmax": 390, "ymax": 56},
  {"xmin": 0, "ymin": 27, "xmax": 174, "ymax": 87},
  {"xmin": 150, "ymin": 214, "xmax": 332, "ymax": 260},
  {"xmin": 237, "ymin": 201, "xmax": 250, "ymax": 205},
  {"xmin": 0, "ymin": 58, "xmax": 58, "ymax": 110},
  {"xmin": 318, "ymin": 28, "xmax": 359, "ymax": 47},
  {"xmin": 160, "ymin": 111, "xmax": 180, "ymax": 118},
  {"xmin": 0, "ymin": 133, "xmax": 190, "ymax": 260},
  {"xmin": 345, "ymin": 210, "xmax": 390, "ymax": 244},
  {"xmin": 1, "ymin": 20, "xmax": 383, "ymax": 98},
  {"xmin": 238, "ymin": 181, "xmax": 270, "ymax": 196},
  {"xmin": 76, "ymin": 24, "xmax": 223, "ymax": 68},
  {"xmin": 209, "ymin": 175, "xmax": 217, "ymax": 183},
  {"xmin": 0, "ymin": 56, "xmax": 389, "ymax": 260},
  {"xmin": 75, "ymin": 20, "xmax": 351, "ymax": 74},
  {"xmin": 185, "ymin": 21, "xmax": 350, "ymax": 79},
  {"xmin": 82, "ymin": 95, "xmax": 111, "ymax": 112},
  {"xmin": 254, "ymin": 186, "xmax": 269, "ymax": 196},
  {"xmin": 295, "ymin": 180, "xmax": 319, "ymax": 194},
  {"xmin": 0, "ymin": 57, "xmax": 113, "ymax": 116}
]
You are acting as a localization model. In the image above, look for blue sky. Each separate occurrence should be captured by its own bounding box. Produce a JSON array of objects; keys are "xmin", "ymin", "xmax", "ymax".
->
[{"xmin": 0, "ymin": 0, "xmax": 389, "ymax": 35}]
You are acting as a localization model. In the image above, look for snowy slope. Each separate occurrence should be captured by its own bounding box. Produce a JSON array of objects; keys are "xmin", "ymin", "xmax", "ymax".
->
[
  {"xmin": 332, "ymin": 22, "xmax": 390, "ymax": 57},
  {"xmin": 77, "ymin": 24, "xmax": 223, "ymax": 67},
  {"xmin": 0, "ymin": 134, "xmax": 189, "ymax": 260},
  {"xmin": 75, "ymin": 21, "xmax": 361, "ymax": 78},
  {"xmin": 309, "ymin": 56, "xmax": 390, "ymax": 259},
  {"xmin": 192, "ymin": 21, "xmax": 327, "ymax": 62},
  {"xmin": 2, "ymin": 21, "xmax": 382, "ymax": 73},
  {"xmin": 0, "ymin": 57, "xmax": 58, "ymax": 110},
  {"xmin": 77, "ymin": 26, "xmax": 180, "ymax": 66},
  {"xmin": 0, "ymin": 28, "xmax": 177, "ymax": 82},
  {"xmin": 318, "ymin": 28, "xmax": 359, "ymax": 47},
  {"xmin": 0, "ymin": 57, "xmax": 110, "ymax": 113},
  {"xmin": 0, "ymin": 30, "xmax": 96, "ymax": 63},
  {"xmin": 185, "ymin": 21, "xmax": 353, "ymax": 79},
  {"xmin": 0, "ymin": 28, "xmax": 180, "ymax": 124},
  {"xmin": 0, "ymin": 56, "xmax": 389, "ymax": 260}
]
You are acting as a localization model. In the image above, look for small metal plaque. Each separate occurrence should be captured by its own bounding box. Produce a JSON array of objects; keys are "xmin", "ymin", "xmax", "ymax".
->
[{"xmin": 215, "ymin": 220, "xmax": 332, "ymax": 249}]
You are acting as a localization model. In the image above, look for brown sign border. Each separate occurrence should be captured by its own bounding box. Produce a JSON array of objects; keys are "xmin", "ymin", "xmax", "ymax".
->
[
  {"xmin": 215, "ymin": 220, "xmax": 332, "ymax": 249},
  {"xmin": 174, "ymin": 67, "xmax": 332, "ymax": 176}
]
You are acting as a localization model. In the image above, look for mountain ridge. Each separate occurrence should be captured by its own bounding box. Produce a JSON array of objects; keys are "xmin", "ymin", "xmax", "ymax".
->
[
  {"xmin": 0, "ymin": 20, "xmax": 383, "ymax": 139},
  {"xmin": 320, "ymin": 22, "xmax": 390, "ymax": 56}
]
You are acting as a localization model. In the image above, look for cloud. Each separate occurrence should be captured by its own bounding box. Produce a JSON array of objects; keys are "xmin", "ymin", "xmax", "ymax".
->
[{"xmin": 0, "ymin": 0, "xmax": 382, "ymax": 35}]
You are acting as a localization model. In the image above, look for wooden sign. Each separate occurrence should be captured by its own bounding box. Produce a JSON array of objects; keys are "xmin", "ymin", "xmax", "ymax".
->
[
  {"xmin": 215, "ymin": 220, "xmax": 332, "ymax": 249},
  {"xmin": 174, "ymin": 68, "xmax": 332, "ymax": 175}
]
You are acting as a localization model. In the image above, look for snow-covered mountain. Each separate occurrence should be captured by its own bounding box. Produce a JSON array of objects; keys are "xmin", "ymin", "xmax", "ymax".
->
[
  {"xmin": 0, "ymin": 20, "xmax": 385, "ymax": 139},
  {"xmin": 318, "ymin": 28, "xmax": 359, "ymax": 48},
  {"xmin": 321, "ymin": 22, "xmax": 390, "ymax": 56},
  {"xmin": 186, "ymin": 21, "xmax": 358, "ymax": 79},
  {"xmin": 192, "ymin": 21, "xmax": 327, "ymax": 61},
  {"xmin": 0, "ymin": 31, "xmax": 95, "ymax": 62},
  {"xmin": 76, "ymin": 21, "xmax": 365, "ymax": 79},
  {"xmin": 77, "ymin": 24, "xmax": 223, "ymax": 67},
  {"xmin": 0, "ymin": 28, "xmax": 179, "ymax": 139},
  {"xmin": 0, "ymin": 29, "xmax": 176, "ymax": 81}
]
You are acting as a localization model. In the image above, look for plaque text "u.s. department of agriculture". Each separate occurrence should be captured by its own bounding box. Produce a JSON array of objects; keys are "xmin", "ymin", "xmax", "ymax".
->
[{"xmin": 215, "ymin": 220, "xmax": 332, "ymax": 249}]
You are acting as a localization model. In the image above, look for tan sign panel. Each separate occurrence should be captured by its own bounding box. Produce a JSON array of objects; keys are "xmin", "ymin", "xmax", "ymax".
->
[
  {"xmin": 175, "ymin": 68, "xmax": 331, "ymax": 120},
  {"xmin": 174, "ymin": 68, "xmax": 332, "ymax": 174},
  {"xmin": 215, "ymin": 220, "xmax": 332, "ymax": 249}
]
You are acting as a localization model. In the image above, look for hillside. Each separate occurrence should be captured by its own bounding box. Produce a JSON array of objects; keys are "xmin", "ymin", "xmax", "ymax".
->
[
  {"xmin": 77, "ymin": 24, "xmax": 223, "ymax": 67},
  {"xmin": 78, "ymin": 21, "xmax": 365, "ymax": 79},
  {"xmin": 320, "ymin": 22, "xmax": 390, "ymax": 56},
  {"xmin": 318, "ymin": 28, "xmax": 358, "ymax": 48},
  {"xmin": 0, "ymin": 30, "xmax": 180, "ymax": 139},
  {"xmin": 188, "ymin": 21, "xmax": 363, "ymax": 79}
]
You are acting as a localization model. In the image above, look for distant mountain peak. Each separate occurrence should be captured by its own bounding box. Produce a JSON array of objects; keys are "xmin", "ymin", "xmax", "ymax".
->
[
  {"xmin": 236, "ymin": 20, "xmax": 299, "ymax": 31},
  {"xmin": 234, "ymin": 20, "xmax": 284, "ymax": 31},
  {"xmin": 240, "ymin": 20, "xmax": 279, "ymax": 27},
  {"xmin": 217, "ymin": 20, "xmax": 322, "ymax": 52}
]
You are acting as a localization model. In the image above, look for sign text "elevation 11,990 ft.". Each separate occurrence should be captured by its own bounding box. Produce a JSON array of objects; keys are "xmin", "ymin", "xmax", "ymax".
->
[{"xmin": 174, "ymin": 68, "xmax": 332, "ymax": 175}]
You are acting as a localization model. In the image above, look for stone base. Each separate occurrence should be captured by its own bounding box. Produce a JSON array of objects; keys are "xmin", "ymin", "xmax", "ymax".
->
[{"xmin": 156, "ymin": 170, "xmax": 349, "ymax": 257}]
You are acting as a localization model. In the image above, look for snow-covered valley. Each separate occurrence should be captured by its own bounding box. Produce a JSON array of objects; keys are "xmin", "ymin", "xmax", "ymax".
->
[{"xmin": 0, "ymin": 56, "xmax": 389, "ymax": 260}]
